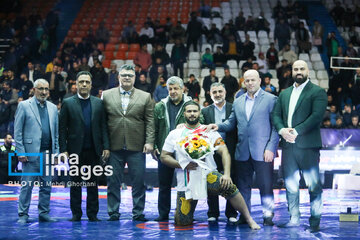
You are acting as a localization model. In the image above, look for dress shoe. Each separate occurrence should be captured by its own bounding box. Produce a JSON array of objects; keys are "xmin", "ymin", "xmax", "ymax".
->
[
  {"xmin": 308, "ymin": 224, "xmax": 320, "ymax": 233},
  {"xmin": 39, "ymin": 215, "xmax": 56, "ymax": 222},
  {"xmin": 154, "ymin": 216, "xmax": 169, "ymax": 221},
  {"xmin": 17, "ymin": 217, "xmax": 29, "ymax": 224},
  {"xmin": 88, "ymin": 217, "xmax": 101, "ymax": 222},
  {"xmin": 279, "ymin": 219, "xmax": 300, "ymax": 228},
  {"xmin": 207, "ymin": 217, "xmax": 217, "ymax": 222},
  {"xmin": 263, "ymin": 217, "xmax": 274, "ymax": 226},
  {"xmin": 228, "ymin": 217, "xmax": 238, "ymax": 223},
  {"xmin": 132, "ymin": 215, "xmax": 148, "ymax": 222},
  {"xmin": 69, "ymin": 216, "xmax": 81, "ymax": 222},
  {"xmin": 107, "ymin": 215, "xmax": 120, "ymax": 221}
]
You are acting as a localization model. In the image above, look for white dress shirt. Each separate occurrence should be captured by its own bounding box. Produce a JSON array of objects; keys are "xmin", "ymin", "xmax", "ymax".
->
[{"xmin": 245, "ymin": 88, "xmax": 260, "ymax": 121}]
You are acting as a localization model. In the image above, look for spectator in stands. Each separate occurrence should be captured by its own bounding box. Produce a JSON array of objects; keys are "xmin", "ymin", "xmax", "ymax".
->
[
  {"xmin": 45, "ymin": 63, "xmax": 63, "ymax": 104},
  {"xmin": 279, "ymin": 44, "xmax": 297, "ymax": 65},
  {"xmin": 235, "ymin": 11, "xmax": 245, "ymax": 31},
  {"xmin": 252, "ymin": 63, "xmax": 265, "ymax": 81},
  {"xmin": 326, "ymin": 32, "xmax": 339, "ymax": 62},
  {"xmin": 223, "ymin": 35, "xmax": 242, "ymax": 63},
  {"xmin": 330, "ymin": 1, "xmax": 345, "ymax": 26},
  {"xmin": 206, "ymin": 24, "xmax": 222, "ymax": 47},
  {"xmin": 273, "ymin": 0, "xmax": 285, "ymax": 20},
  {"xmin": 108, "ymin": 63, "xmax": 119, "ymax": 89},
  {"xmin": 134, "ymin": 44, "xmax": 152, "ymax": 76},
  {"xmin": 0, "ymin": 96, "xmax": 10, "ymax": 137},
  {"xmin": 19, "ymin": 73, "xmax": 33, "ymax": 100},
  {"xmin": 348, "ymin": 115, "xmax": 360, "ymax": 129},
  {"xmin": 346, "ymin": 43, "xmax": 358, "ymax": 59},
  {"xmin": 325, "ymin": 104, "xmax": 341, "ymax": 127},
  {"xmin": 88, "ymin": 50, "xmax": 103, "ymax": 68},
  {"xmin": 185, "ymin": 74, "xmax": 200, "ymax": 99},
  {"xmin": 244, "ymin": 15, "xmax": 255, "ymax": 32},
  {"xmin": 348, "ymin": 26, "xmax": 360, "ymax": 46},
  {"xmin": 201, "ymin": 48, "xmax": 214, "ymax": 68},
  {"xmin": 255, "ymin": 12, "xmax": 270, "ymax": 34},
  {"xmin": 23, "ymin": 61, "xmax": 42, "ymax": 83},
  {"xmin": 150, "ymin": 65, "xmax": 168, "ymax": 93},
  {"xmin": 221, "ymin": 67, "xmax": 239, "ymax": 103},
  {"xmin": 199, "ymin": 0, "xmax": 211, "ymax": 18},
  {"xmin": 261, "ymin": 75, "xmax": 277, "ymax": 95},
  {"xmin": 164, "ymin": 17, "xmax": 173, "ymax": 41},
  {"xmin": 79, "ymin": 57, "xmax": 91, "ymax": 72},
  {"xmin": 171, "ymin": 38, "xmax": 187, "ymax": 79},
  {"xmin": 186, "ymin": 12, "xmax": 203, "ymax": 51},
  {"xmin": 213, "ymin": 46, "xmax": 227, "ymax": 67},
  {"xmin": 0, "ymin": 81, "xmax": 18, "ymax": 135},
  {"xmin": 321, "ymin": 117, "xmax": 331, "ymax": 128},
  {"xmin": 289, "ymin": 15, "xmax": 300, "ymax": 31},
  {"xmin": 6, "ymin": 69, "xmax": 21, "ymax": 91},
  {"xmin": 350, "ymin": 68, "xmax": 360, "ymax": 108},
  {"xmin": 152, "ymin": 44, "xmax": 170, "ymax": 66},
  {"xmin": 342, "ymin": 104, "xmax": 353, "ymax": 127},
  {"xmin": 295, "ymin": 22, "xmax": 311, "ymax": 54},
  {"xmin": 153, "ymin": 76, "xmax": 168, "ymax": 102},
  {"xmin": 153, "ymin": 20, "xmax": 167, "ymax": 45},
  {"xmin": 139, "ymin": 23, "xmax": 154, "ymax": 45},
  {"xmin": 122, "ymin": 21, "xmax": 138, "ymax": 44},
  {"xmin": 90, "ymin": 61, "xmax": 108, "ymax": 96},
  {"xmin": 203, "ymin": 68, "xmax": 219, "ymax": 104},
  {"xmin": 328, "ymin": 68, "xmax": 345, "ymax": 110},
  {"xmin": 135, "ymin": 73, "xmax": 151, "ymax": 93},
  {"xmin": 241, "ymin": 57, "xmax": 253, "ymax": 73},
  {"xmin": 312, "ymin": 20, "xmax": 324, "ymax": 53},
  {"xmin": 334, "ymin": 116, "xmax": 344, "ymax": 129},
  {"xmin": 257, "ymin": 52, "xmax": 269, "ymax": 74},
  {"xmin": 266, "ymin": 43, "xmax": 279, "ymax": 69},
  {"xmin": 278, "ymin": 68, "xmax": 293, "ymax": 92},
  {"xmin": 274, "ymin": 18, "xmax": 291, "ymax": 51},
  {"xmin": 242, "ymin": 34, "xmax": 255, "ymax": 60},
  {"xmin": 95, "ymin": 21, "xmax": 110, "ymax": 47},
  {"xmin": 63, "ymin": 84, "xmax": 77, "ymax": 99},
  {"xmin": 169, "ymin": 21, "xmax": 186, "ymax": 43},
  {"xmin": 67, "ymin": 61, "xmax": 80, "ymax": 89},
  {"xmin": 220, "ymin": 23, "xmax": 236, "ymax": 41},
  {"xmin": 134, "ymin": 64, "xmax": 142, "ymax": 86}
]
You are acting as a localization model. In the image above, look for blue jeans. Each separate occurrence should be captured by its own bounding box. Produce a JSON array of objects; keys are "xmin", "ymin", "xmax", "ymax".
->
[
  {"xmin": 18, "ymin": 152, "xmax": 52, "ymax": 217},
  {"xmin": 107, "ymin": 150, "xmax": 146, "ymax": 218},
  {"xmin": 282, "ymin": 145, "xmax": 322, "ymax": 226}
]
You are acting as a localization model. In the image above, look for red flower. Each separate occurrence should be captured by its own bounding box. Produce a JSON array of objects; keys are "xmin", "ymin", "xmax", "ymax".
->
[
  {"xmin": 184, "ymin": 142, "xmax": 189, "ymax": 148},
  {"xmin": 192, "ymin": 137, "xmax": 198, "ymax": 141}
]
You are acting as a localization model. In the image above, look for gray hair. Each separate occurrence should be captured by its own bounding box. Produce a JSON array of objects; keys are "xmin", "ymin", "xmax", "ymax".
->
[
  {"xmin": 118, "ymin": 64, "xmax": 135, "ymax": 74},
  {"xmin": 166, "ymin": 76, "xmax": 184, "ymax": 89},
  {"xmin": 34, "ymin": 79, "xmax": 49, "ymax": 88},
  {"xmin": 210, "ymin": 82, "xmax": 225, "ymax": 90}
]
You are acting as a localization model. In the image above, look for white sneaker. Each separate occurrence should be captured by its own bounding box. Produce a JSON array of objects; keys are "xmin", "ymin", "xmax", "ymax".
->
[
  {"xmin": 228, "ymin": 217, "xmax": 238, "ymax": 223},
  {"xmin": 208, "ymin": 217, "xmax": 217, "ymax": 222}
]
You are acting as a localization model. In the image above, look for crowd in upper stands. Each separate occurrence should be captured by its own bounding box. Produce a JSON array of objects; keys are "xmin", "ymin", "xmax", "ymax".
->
[{"xmin": 0, "ymin": 0, "xmax": 360, "ymax": 138}]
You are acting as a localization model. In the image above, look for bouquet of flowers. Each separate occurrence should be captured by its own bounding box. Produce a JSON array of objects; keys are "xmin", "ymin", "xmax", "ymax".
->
[{"xmin": 178, "ymin": 133, "xmax": 214, "ymax": 161}]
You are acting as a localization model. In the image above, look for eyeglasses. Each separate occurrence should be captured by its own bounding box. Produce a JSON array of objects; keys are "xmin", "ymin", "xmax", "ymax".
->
[
  {"xmin": 36, "ymin": 87, "xmax": 50, "ymax": 92},
  {"xmin": 120, "ymin": 74, "xmax": 135, "ymax": 78}
]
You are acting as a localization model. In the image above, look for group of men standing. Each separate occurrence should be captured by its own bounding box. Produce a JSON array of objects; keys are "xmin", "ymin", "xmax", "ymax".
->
[{"xmin": 13, "ymin": 59, "xmax": 327, "ymax": 233}]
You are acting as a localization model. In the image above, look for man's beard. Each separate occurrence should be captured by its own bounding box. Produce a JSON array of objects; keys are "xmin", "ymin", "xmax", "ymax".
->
[
  {"xmin": 294, "ymin": 74, "xmax": 307, "ymax": 84},
  {"xmin": 185, "ymin": 116, "xmax": 200, "ymax": 125}
]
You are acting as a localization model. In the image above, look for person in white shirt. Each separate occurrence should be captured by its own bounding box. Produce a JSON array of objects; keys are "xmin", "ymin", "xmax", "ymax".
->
[{"xmin": 160, "ymin": 101, "xmax": 260, "ymax": 229}]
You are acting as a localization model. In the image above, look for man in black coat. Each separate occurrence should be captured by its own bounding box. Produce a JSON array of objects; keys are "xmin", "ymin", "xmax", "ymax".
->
[{"xmin": 59, "ymin": 71, "xmax": 110, "ymax": 222}]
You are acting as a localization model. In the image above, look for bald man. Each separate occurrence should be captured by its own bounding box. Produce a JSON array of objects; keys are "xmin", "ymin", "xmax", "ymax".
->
[
  {"xmin": 271, "ymin": 60, "xmax": 327, "ymax": 232},
  {"xmin": 207, "ymin": 69, "xmax": 279, "ymax": 226}
]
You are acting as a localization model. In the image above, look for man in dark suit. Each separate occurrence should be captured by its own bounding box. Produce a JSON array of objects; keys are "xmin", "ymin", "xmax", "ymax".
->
[
  {"xmin": 271, "ymin": 60, "xmax": 327, "ymax": 232},
  {"xmin": 23, "ymin": 61, "xmax": 43, "ymax": 83},
  {"xmin": 201, "ymin": 82, "xmax": 238, "ymax": 223},
  {"xmin": 202, "ymin": 68, "xmax": 219, "ymax": 104},
  {"xmin": 44, "ymin": 63, "xmax": 64, "ymax": 104},
  {"xmin": 59, "ymin": 71, "xmax": 110, "ymax": 222},
  {"xmin": 102, "ymin": 64, "xmax": 154, "ymax": 222}
]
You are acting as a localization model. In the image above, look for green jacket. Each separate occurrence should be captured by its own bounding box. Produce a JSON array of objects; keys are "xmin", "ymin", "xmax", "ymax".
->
[
  {"xmin": 271, "ymin": 81, "xmax": 327, "ymax": 149},
  {"xmin": 154, "ymin": 95, "xmax": 198, "ymax": 152}
]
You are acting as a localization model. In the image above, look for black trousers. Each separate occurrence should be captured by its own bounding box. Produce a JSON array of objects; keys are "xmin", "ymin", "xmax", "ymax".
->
[
  {"xmin": 234, "ymin": 157, "xmax": 274, "ymax": 217},
  {"xmin": 207, "ymin": 153, "xmax": 237, "ymax": 219},
  {"xmin": 157, "ymin": 160, "xmax": 175, "ymax": 218},
  {"xmin": 70, "ymin": 149, "xmax": 99, "ymax": 219}
]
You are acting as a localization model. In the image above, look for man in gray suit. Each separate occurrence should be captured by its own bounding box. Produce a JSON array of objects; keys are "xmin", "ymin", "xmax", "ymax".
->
[
  {"xmin": 102, "ymin": 64, "xmax": 154, "ymax": 222},
  {"xmin": 207, "ymin": 70, "xmax": 279, "ymax": 226},
  {"xmin": 14, "ymin": 79, "xmax": 59, "ymax": 224}
]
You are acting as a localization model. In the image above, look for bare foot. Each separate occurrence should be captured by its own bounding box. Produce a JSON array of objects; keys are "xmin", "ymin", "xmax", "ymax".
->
[{"xmin": 248, "ymin": 219, "xmax": 261, "ymax": 230}]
